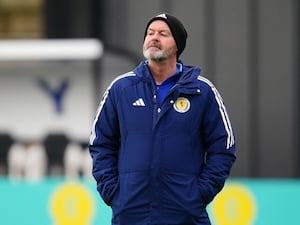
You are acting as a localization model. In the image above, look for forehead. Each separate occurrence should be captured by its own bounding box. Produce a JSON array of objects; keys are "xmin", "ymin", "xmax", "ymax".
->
[{"xmin": 147, "ymin": 20, "xmax": 171, "ymax": 32}]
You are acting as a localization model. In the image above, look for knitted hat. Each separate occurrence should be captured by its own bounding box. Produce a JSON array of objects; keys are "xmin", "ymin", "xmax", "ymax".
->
[{"xmin": 144, "ymin": 13, "xmax": 188, "ymax": 58}]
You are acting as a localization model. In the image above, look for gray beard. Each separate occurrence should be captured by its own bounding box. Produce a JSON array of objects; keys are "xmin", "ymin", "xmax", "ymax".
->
[
  {"xmin": 143, "ymin": 45, "xmax": 177, "ymax": 61},
  {"xmin": 143, "ymin": 49, "xmax": 167, "ymax": 61}
]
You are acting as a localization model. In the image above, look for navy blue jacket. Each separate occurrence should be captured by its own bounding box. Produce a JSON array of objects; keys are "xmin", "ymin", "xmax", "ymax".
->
[{"xmin": 89, "ymin": 61, "xmax": 236, "ymax": 225}]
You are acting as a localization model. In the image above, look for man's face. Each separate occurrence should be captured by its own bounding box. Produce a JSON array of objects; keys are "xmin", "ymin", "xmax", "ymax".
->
[{"xmin": 143, "ymin": 20, "xmax": 177, "ymax": 61}]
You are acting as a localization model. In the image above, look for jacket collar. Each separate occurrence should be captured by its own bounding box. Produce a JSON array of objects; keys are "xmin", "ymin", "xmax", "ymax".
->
[{"xmin": 134, "ymin": 60, "xmax": 201, "ymax": 86}]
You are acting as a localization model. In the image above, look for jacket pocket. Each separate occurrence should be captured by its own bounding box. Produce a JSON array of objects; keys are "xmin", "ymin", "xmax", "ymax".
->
[
  {"xmin": 161, "ymin": 171, "xmax": 207, "ymax": 218},
  {"xmin": 111, "ymin": 171, "xmax": 150, "ymax": 217}
]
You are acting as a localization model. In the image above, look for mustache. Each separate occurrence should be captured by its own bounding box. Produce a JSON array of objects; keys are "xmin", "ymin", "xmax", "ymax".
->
[{"xmin": 146, "ymin": 41, "xmax": 161, "ymax": 49}]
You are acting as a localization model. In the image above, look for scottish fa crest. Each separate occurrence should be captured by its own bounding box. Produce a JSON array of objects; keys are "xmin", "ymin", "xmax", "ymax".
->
[{"xmin": 173, "ymin": 97, "xmax": 190, "ymax": 113}]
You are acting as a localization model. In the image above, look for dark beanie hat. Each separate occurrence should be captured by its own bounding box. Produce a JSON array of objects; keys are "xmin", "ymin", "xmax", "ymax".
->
[{"xmin": 144, "ymin": 13, "xmax": 188, "ymax": 58}]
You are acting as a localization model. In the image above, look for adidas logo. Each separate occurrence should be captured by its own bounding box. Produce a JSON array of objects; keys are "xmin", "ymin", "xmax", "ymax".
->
[{"xmin": 133, "ymin": 98, "xmax": 145, "ymax": 106}]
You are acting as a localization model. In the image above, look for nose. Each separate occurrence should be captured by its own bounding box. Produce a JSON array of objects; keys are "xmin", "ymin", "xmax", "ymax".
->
[
  {"xmin": 149, "ymin": 32, "xmax": 160, "ymax": 41},
  {"xmin": 153, "ymin": 32, "xmax": 159, "ymax": 38}
]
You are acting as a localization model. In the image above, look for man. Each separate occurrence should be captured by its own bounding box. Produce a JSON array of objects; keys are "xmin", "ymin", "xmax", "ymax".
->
[{"xmin": 89, "ymin": 13, "xmax": 236, "ymax": 225}]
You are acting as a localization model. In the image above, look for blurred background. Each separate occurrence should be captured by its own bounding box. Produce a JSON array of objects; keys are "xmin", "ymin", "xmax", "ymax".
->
[{"xmin": 0, "ymin": 0, "xmax": 299, "ymax": 224}]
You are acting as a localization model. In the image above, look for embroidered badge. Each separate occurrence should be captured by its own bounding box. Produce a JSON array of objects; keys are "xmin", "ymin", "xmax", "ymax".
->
[{"xmin": 173, "ymin": 97, "xmax": 190, "ymax": 113}]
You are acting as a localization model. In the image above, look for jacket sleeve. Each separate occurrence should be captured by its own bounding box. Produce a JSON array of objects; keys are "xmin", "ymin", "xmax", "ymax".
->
[
  {"xmin": 89, "ymin": 86, "xmax": 120, "ymax": 206},
  {"xmin": 198, "ymin": 83, "xmax": 236, "ymax": 205}
]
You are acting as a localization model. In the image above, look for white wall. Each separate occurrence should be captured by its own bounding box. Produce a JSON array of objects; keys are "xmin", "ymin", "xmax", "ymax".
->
[{"xmin": 0, "ymin": 61, "xmax": 94, "ymax": 142}]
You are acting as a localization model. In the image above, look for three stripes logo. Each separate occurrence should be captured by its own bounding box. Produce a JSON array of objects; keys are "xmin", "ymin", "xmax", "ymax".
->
[{"xmin": 132, "ymin": 98, "xmax": 145, "ymax": 106}]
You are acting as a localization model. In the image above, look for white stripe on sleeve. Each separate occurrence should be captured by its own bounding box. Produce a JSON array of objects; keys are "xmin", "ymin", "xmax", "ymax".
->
[
  {"xmin": 89, "ymin": 72, "xmax": 136, "ymax": 145},
  {"xmin": 198, "ymin": 76, "xmax": 235, "ymax": 149}
]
